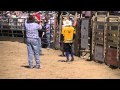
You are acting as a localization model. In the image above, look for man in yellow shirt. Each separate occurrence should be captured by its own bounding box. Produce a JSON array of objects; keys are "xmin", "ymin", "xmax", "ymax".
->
[{"xmin": 61, "ymin": 19, "xmax": 75, "ymax": 62}]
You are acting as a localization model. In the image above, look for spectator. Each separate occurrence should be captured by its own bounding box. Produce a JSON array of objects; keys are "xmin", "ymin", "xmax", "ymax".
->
[
  {"xmin": 49, "ymin": 14, "xmax": 54, "ymax": 24},
  {"xmin": 25, "ymin": 15, "xmax": 42, "ymax": 69},
  {"xmin": 11, "ymin": 13, "xmax": 17, "ymax": 18}
]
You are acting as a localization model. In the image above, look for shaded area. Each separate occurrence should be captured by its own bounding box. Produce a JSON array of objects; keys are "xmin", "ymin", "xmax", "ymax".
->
[
  {"xmin": 109, "ymin": 65, "xmax": 118, "ymax": 69},
  {"xmin": 59, "ymin": 54, "xmax": 65, "ymax": 57},
  {"xmin": 0, "ymin": 37, "xmax": 25, "ymax": 43},
  {"xmin": 58, "ymin": 60, "xmax": 66, "ymax": 62},
  {"xmin": 21, "ymin": 65, "xmax": 30, "ymax": 68}
]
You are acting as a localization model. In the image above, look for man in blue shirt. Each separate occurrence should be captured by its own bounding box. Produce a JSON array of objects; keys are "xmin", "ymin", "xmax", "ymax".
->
[{"xmin": 25, "ymin": 15, "xmax": 42, "ymax": 69}]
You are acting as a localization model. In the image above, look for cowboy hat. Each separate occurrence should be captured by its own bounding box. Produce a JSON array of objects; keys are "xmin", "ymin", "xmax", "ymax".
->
[{"xmin": 63, "ymin": 20, "xmax": 72, "ymax": 26}]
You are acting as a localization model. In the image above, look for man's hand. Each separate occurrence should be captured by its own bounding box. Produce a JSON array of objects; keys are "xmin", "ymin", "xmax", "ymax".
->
[{"xmin": 42, "ymin": 32, "xmax": 45, "ymax": 37}]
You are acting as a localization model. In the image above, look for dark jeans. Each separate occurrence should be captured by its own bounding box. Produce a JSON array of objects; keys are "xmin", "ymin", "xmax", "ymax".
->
[
  {"xmin": 46, "ymin": 33, "xmax": 50, "ymax": 48},
  {"xmin": 64, "ymin": 43, "xmax": 74, "ymax": 60},
  {"xmin": 64, "ymin": 43, "xmax": 73, "ymax": 52}
]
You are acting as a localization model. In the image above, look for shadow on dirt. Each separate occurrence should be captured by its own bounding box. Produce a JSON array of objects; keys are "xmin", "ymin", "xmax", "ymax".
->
[
  {"xmin": 58, "ymin": 60, "xmax": 66, "ymax": 62},
  {"xmin": 0, "ymin": 37, "xmax": 56, "ymax": 49},
  {"xmin": 0, "ymin": 37, "xmax": 25, "ymax": 43},
  {"xmin": 109, "ymin": 65, "xmax": 118, "ymax": 69},
  {"xmin": 59, "ymin": 54, "xmax": 65, "ymax": 57},
  {"xmin": 21, "ymin": 65, "xmax": 30, "ymax": 68}
]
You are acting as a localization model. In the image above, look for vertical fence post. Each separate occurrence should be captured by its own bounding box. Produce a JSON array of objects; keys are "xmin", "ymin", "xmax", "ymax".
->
[
  {"xmin": 53, "ymin": 14, "xmax": 56, "ymax": 49},
  {"xmin": 73, "ymin": 12, "xmax": 78, "ymax": 56},
  {"xmin": 59, "ymin": 12, "xmax": 63, "ymax": 50}
]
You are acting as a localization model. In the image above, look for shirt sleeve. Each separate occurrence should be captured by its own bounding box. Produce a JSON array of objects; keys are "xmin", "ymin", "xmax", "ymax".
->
[
  {"xmin": 46, "ymin": 24, "xmax": 50, "ymax": 30},
  {"xmin": 37, "ymin": 24, "xmax": 42, "ymax": 30},
  {"xmin": 73, "ymin": 27, "xmax": 75, "ymax": 34}
]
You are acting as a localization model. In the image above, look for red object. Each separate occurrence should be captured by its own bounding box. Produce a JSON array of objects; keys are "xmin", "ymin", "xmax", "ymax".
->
[
  {"xmin": 35, "ymin": 13, "xmax": 41, "ymax": 21},
  {"xmin": 106, "ymin": 48, "xmax": 118, "ymax": 67}
]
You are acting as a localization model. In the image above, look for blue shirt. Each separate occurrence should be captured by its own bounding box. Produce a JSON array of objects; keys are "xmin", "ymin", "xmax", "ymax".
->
[
  {"xmin": 46, "ymin": 22, "xmax": 50, "ymax": 33},
  {"xmin": 25, "ymin": 22, "xmax": 42, "ymax": 38}
]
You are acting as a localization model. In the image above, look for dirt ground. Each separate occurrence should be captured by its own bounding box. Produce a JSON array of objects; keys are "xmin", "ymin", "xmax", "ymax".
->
[{"xmin": 0, "ymin": 40, "xmax": 120, "ymax": 79}]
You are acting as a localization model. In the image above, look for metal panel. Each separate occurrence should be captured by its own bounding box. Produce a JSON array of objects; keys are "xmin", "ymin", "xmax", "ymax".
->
[
  {"xmin": 81, "ymin": 19, "xmax": 89, "ymax": 49},
  {"xmin": 106, "ymin": 48, "xmax": 118, "ymax": 67},
  {"xmin": 105, "ymin": 16, "xmax": 119, "ymax": 67},
  {"xmin": 80, "ymin": 18, "xmax": 91, "ymax": 60},
  {"xmin": 94, "ymin": 46, "xmax": 104, "ymax": 62},
  {"xmin": 92, "ymin": 16, "xmax": 107, "ymax": 62},
  {"xmin": 74, "ymin": 20, "xmax": 80, "ymax": 56},
  {"xmin": 54, "ymin": 28, "xmax": 60, "ymax": 49}
]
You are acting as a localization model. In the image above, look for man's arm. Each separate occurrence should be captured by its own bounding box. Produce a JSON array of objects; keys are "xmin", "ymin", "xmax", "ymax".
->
[
  {"xmin": 37, "ymin": 24, "xmax": 42, "ymax": 30},
  {"xmin": 60, "ymin": 28, "xmax": 64, "ymax": 41},
  {"xmin": 73, "ymin": 28, "xmax": 75, "ymax": 40},
  {"xmin": 35, "ymin": 16, "xmax": 39, "ymax": 21}
]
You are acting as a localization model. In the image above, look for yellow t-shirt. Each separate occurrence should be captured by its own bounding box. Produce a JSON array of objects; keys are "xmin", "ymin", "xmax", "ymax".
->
[{"xmin": 62, "ymin": 26, "xmax": 75, "ymax": 43}]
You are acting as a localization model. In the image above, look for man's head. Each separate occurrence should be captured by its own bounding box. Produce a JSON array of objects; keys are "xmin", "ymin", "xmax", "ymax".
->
[
  {"xmin": 27, "ymin": 15, "xmax": 35, "ymax": 23},
  {"xmin": 63, "ymin": 20, "xmax": 72, "ymax": 26}
]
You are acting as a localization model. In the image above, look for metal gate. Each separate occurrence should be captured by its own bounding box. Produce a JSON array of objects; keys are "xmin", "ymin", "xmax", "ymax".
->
[
  {"xmin": 105, "ymin": 16, "xmax": 120, "ymax": 67},
  {"xmin": 0, "ymin": 18, "xmax": 26, "ymax": 42},
  {"xmin": 49, "ymin": 16, "xmax": 56, "ymax": 48},
  {"xmin": 74, "ymin": 19, "xmax": 81, "ymax": 56},
  {"xmin": 79, "ymin": 18, "xmax": 91, "ymax": 60},
  {"xmin": 58, "ymin": 12, "xmax": 80, "ymax": 53},
  {"xmin": 92, "ymin": 16, "xmax": 107, "ymax": 63},
  {"xmin": 53, "ymin": 14, "xmax": 60, "ymax": 49}
]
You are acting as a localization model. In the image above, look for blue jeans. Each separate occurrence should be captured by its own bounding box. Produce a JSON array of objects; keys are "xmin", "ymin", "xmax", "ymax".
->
[
  {"xmin": 64, "ymin": 43, "xmax": 74, "ymax": 60},
  {"xmin": 38, "ymin": 37, "xmax": 42, "ymax": 54},
  {"xmin": 46, "ymin": 33, "xmax": 50, "ymax": 48},
  {"xmin": 26, "ymin": 38, "xmax": 40, "ymax": 66}
]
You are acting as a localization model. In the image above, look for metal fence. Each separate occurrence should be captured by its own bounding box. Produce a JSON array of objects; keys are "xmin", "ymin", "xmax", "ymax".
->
[
  {"xmin": 105, "ymin": 16, "xmax": 120, "ymax": 67},
  {"xmin": 79, "ymin": 18, "xmax": 92, "ymax": 60},
  {"xmin": 0, "ymin": 17, "xmax": 57, "ymax": 49},
  {"xmin": 0, "ymin": 18, "xmax": 26, "ymax": 38},
  {"xmin": 91, "ymin": 15, "xmax": 120, "ymax": 68},
  {"xmin": 91, "ymin": 16, "xmax": 107, "ymax": 63}
]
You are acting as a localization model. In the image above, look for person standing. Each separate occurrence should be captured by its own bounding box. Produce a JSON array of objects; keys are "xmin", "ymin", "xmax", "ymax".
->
[
  {"xmin": 25, "ymin": 15, "xmax": 42, "ymax": 69},
  {"xmin": 61, "ymin": 19, "xmax": 75, "ymax": 62}
]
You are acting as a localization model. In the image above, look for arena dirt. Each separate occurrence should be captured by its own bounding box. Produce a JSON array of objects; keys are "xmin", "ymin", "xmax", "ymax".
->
[{"xmin": 0, "ymin": 40, "xmax": 120, "ymax": 79}]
